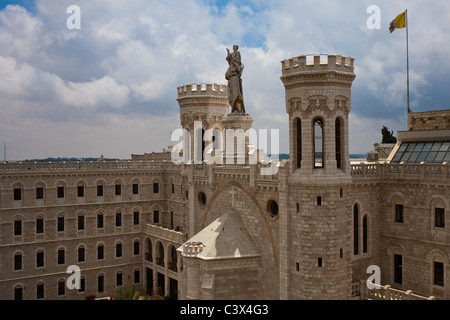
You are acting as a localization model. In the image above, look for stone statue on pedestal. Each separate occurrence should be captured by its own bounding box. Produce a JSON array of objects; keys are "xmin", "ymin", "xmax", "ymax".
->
[{"xmin": 226, "ymin": 45, "xmax": 246, "ymax": 114}]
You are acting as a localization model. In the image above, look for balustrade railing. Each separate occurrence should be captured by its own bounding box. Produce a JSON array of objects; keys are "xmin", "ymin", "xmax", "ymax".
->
[
  {"xmin": 350, "ymin": 163, "xmax": 449, "ymax": 180},
  {"xmin": 354, "ymin": 281, "xmax": 435, "ymax": 300}
]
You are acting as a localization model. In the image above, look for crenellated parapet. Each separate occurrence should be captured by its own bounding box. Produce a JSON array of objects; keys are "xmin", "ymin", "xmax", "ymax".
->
[
  {"xmin": 281, "ymin": 54, "xmax": 355, "ymax": 78},
  {"xmin": 177, "ymin": 83, "xmax": 228, "ymax": 100}
]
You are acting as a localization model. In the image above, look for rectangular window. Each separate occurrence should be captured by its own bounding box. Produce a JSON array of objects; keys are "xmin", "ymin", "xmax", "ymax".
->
[
  {"xmin": 132, "ymin": 183, "xmax": 139, "ymax": 195},
  {"xmin": 436, "ymin": 208, "xmax": 445, "ymax": 228},
  {"xmin": 318, "ymin": 258, "xmax": 323, "ymax": 268},
  {"xmin": 115, "ymin": 213, "xmax": 122, "ymax": 227},
  {"xmin": 97, "ymin": 245, "xmax": 104, "ymax": 260},
  {"xmin": 134, "ymin": 241, "xmax": 140, "ymax": 255},
  {"xmin": 78, "ymin": 278, "xmax": 85, "ymax": 293},
  {"xmin": 14, "ymin": 220, "xmax": 22, "ymax": 236},
  {"xmin": 36, "ymin": 251, "xmax": 44, "ymax": 268},
  {"xmin": 116, "ymin": 273, "xmax": 123, "ymax": 287},
  {"xmin": 133, "ymin": 212, "xmax": 140, "ymax": 225},
  {"xmin": 36, "ymin": 283, "xmax": 44, "ymax": 299},
  {"xmin": 153, "ymin": 210, "xmax": 160, "ymax": 224},
  {"xmin": 57, "ymin": 186, "xmax": 64, "ymax": 199},
  {"xmin": 394, "ymin": 254, "xmax": 403, "ymax": 285},
  {"xmin": 14, "ymin": 254, "xmax": 22, "ymax": 270},
  {"xmin": 78, "ymin": 215, "xmax": 85, "ymax": 231},
  {"xmin": 77, "ymin": 185, "xmax": 84, "ymax": 198},
  {"xmin": 116, "ymin": 243, "xmax": 122, "ymax": 258},
  {"xmin": 134, "ymin": 270, "xmax": 140, "ymax": 283},
  {"xmin": 36, "ymin": 218, "xmax": 44, "ymax": 234},
  {"xmin": 14, "ymin": 287, "xmax": 23, "ymax": 300},
  {"xmin": 36, "ymin": 187, "xmax": 44, "ymax": 200},
  {"xmin": 78, "ymin": 247, "xmax": 85, "ymax": 263},
  {"xmin": 434, "ymin": 262, "xmax": 444, "ymax": 287},
  {"xmin": 314, "ymin": 119, "xmax": 324, "ymax": 169},
  {"xmin": 115, "ymin": 184, "xmax": 121, "ymax": 196},
  {"xmin": 97, "ymin": 185, "xmax": 103, "ymax": 197},
  {"xmin": 395, "ymin": 204, "xmax": 404, "ymax": 223},
  {"xmin": 97, "ymin": 214, "xmax": 104, "ymax": 229},
  {"xmin": 57, "ymin": 249, "xmax": 65, "ymax": 265},
  {"xmin": 13, "ymin": 188, "xmax": 21, "ymax": 201},
  {"xmin": 153, "ymin": 182, "xmax": 159, "ymax": 194},
  {"xmin": 57, "ymin": 216, "xmax": 64, "ymax": 232},
  {"xmin": 58, "ymin": 281, "xmax": 65, "ymax": 296},
  {"xmin": 98, "ymin": 275, "xmax": 104, "ymax": 293}
]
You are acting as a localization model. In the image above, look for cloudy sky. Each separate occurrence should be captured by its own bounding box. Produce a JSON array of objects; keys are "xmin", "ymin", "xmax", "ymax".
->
[{"xmin": 0, "ymin": 0, "xmax": 449, "ymax": 160}]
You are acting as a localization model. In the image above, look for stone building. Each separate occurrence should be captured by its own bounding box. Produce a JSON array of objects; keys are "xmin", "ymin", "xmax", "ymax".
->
[{"xmin": 0, "ymin": 53, "xmax": 449, "ymax": 300}]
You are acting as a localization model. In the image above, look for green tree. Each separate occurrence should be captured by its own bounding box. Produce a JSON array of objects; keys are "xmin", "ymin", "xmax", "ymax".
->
[{"xmin": 113, "ymin": 285, "xmax": 148, "ymax": 300}]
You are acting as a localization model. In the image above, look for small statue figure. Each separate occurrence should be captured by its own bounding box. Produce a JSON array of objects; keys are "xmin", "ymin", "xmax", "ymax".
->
[{"xmin": 225, "ymin": 45, "xmax": 246, "ymax": 114}]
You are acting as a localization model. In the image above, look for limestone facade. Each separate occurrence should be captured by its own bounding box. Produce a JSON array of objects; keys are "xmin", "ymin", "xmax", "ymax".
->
[{"xmin": 0, "ymin": 53, "xmax": 449, "ymax": 300}]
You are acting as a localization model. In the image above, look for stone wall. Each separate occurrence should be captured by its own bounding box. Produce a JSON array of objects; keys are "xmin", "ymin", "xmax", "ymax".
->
[
  {"xmin": 0, "ymin": 161, "xmax": 184, "ymax": 300},
  {"xmin": 408, "ymin": 110, "xmax": 450, "ymax": 131}
]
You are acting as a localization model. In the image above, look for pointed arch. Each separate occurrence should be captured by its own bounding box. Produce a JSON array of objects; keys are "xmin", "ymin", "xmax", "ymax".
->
[{"xmin": 200, "ymin": 180, "xmax": 278, "ymax": 275}]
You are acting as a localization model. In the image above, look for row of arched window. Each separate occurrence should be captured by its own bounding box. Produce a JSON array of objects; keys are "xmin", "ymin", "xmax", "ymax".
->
[
  {"xmin": 12, "ymin": 240, "xmax": 141, "ymax": 272},
  {"xmin": 11, "ymin": 269, "xmax": 143, "ymax": 300},
  {"xmin": 12, "ymin": 211, "xmax": 141, "ymax": 238},
  {"xmin": 144, "ymin": 238, "xmax": 178, "ymax": 272},
  {"xmin": 293, "ymin": 117, "xmax": 343, "ymax": 169},
  {"xmin": 9, "ymin": 177, "xmax": 176, "ymax": 204}
]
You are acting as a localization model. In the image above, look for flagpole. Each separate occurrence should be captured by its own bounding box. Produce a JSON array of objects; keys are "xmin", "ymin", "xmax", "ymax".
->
[{"xmin": 406, "ymin": 9, "xmax": 410, "ymax": 115}]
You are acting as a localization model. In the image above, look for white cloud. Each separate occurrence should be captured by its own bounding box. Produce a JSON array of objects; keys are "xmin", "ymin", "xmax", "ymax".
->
[{"xmin": 1, "ymin": 0, "xmax": 450, "ymax": 160}]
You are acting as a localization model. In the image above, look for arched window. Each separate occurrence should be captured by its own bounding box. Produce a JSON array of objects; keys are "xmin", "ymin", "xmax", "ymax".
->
[
  {"xmin": 363, "ymin": 215, "xmax": 368, "ymax": 253},
  {"xmin": 202, "ymin": 129, "xmax": 205, "ymax": 161},
  {"xmin": 146, "ymin": 238, "xmax": 153, "ymax": 262},
  {"xmin": 354, "ymin": 204, "xmax": 359, "ymax": 255},
  {"xmin": 313, "ymin": 118, "xmax": 324, "ymax": 168},
  {"xmin": 335, "ymin": 118, "xmax": 342, "ymax": 169},
  {"xmin": 157, "ymin": 242, "xmax": 165, "ymax": 267},
  {"xmin": 295, "ymin": 118, "xmax": 302, "ymax": 168},
  {"xmin": 169, "ymin": 246, "xmax": 178, "ymax": 272}
]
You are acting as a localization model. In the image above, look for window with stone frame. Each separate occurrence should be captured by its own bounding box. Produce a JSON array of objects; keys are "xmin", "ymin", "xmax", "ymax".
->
[
  {"xmin": 313, "ymin": 118, "xmax": 324, "ymax": 169},
  {"xmin": 57, "ymin": 186, "xmax": 64, "ymax": 198},
  {"xmin": 13, "ymin": 188, "xmax": 22, "ymax": 201},
  {"xmin": 132, "ymin": 183, "xmax": 139, "ymax": 195},
  {"xmin": 395, "ymin": 204, "xmax": 404, "ymax": 223},
  {"xmin": 36, "ymin": 187, "xmax": 44, "ymax": 200},
  {"xmin": 435, "ymin": 208, "xmax": 445, "ymax": 228},
  {"xmin": 434, "ymin": 261, "xmax": 444, "ymax": 287},
  {"xmin": 14, "ymin": 219, "xmax": 22, "ymax": 236},
  {"xmin": 36, "ymin": 251, "xmax": 44, "ymax": 268},
  {"xmin": 36, "ymin": 217, "xmax": 44, "ymax": 234},
  {"xmin": 57, "ymin": 216, "xmax": 65, "ymax": 232},
  {"xmin": 14, "ymin": 253, "xmax": 22, "ymax": 270}
]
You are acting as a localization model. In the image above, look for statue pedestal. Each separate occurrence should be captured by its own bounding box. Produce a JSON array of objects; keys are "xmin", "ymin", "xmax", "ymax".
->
[{"xmin": 222, "ymin": 113, "xmax": 254, "ymax": 165}]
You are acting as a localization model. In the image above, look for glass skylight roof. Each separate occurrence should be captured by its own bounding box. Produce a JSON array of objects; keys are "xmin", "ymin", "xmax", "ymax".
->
[{"xmin": 390, "ymin": 142, "xmax": 450, "ymax": 164}]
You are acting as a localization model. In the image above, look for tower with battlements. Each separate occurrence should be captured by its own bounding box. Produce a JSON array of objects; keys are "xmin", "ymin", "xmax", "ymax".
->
[{"xmin": 281, "ymin": 54, "xmax": 356, "ymax": 299}]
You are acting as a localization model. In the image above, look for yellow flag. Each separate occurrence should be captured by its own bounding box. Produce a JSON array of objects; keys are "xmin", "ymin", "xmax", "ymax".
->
[{"xmin": 389, "ymin": 11, "xmax": 406, "ymax": 33}]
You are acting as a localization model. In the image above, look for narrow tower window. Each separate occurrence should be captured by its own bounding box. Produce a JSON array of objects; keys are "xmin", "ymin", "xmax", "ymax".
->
[
  {"xmin": 335, "ymin": 118, "xmax": 342, "ymax": 169},
  {"xmin": 363, "ymin": 215, "xmax": 368, "ymax": 253},
  {"xmin": 295, "ymin": 118, "xmax": 302, "ymax": 168},
  {"xmin": 354, "ymin": 204, "xmax": 359, "ymax": 255},
  {"xmin": 313, "ymin": 118, "xmax": 324, "ymax": 168}
]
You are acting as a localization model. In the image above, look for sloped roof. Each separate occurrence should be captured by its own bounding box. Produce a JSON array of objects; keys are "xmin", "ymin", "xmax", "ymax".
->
[{"xmin": 180, "ymin": 209, "xmax": 260, "ymax": 260}]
